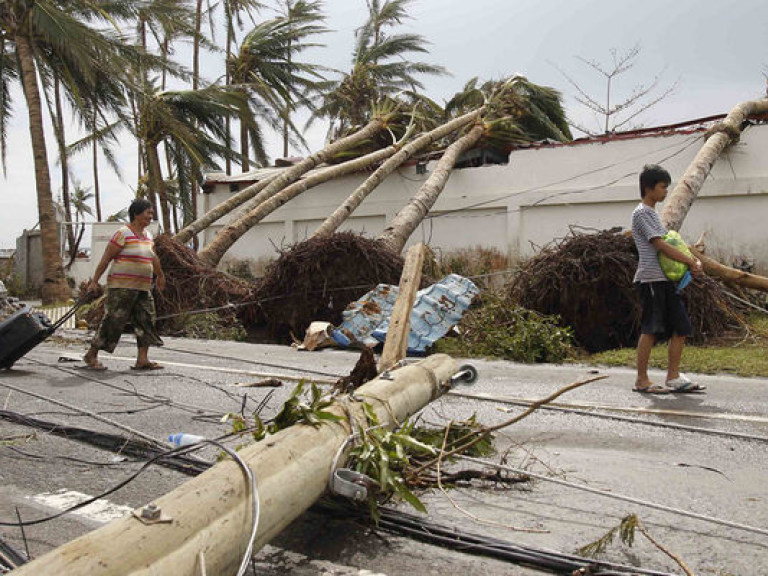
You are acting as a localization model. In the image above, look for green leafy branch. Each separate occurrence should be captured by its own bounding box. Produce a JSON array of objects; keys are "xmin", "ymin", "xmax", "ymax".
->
[
  {"xmin": 578, "ymin": 514, "xmax": 694, "ymax": 576},
  {"xmin": 222, "ymin": 380, "xmax": 342, "ymax": 443}
]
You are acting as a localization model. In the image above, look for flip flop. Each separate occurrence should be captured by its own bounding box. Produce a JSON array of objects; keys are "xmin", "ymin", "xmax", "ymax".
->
[
  {"xmin": 78, "ymin": 363, "xmax": 107, "ymax": 371},
  {"xmin": 669, "ymin": 382, "xmax": 707, "ymax": 393},
  {"xmin": 633, "ymin": 384, "xmax": 671, "ymax": 394},
  {"xmin": 666, "ymin": 374, "xmax": 706, "ymax": 393},
  {"xmin": 130, "ymin": 362, "xmax": 164, "ymax": 371}
]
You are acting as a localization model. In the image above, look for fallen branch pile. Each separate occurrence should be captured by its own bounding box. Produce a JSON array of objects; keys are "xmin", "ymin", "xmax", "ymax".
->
[
  {"xmin": 153, "ymin": 235, "xmax": 255, "ymax": 333},
  {"xmin": 509, "ymin": 228, "xmax": 747, "ymax": 352},
  {"xmin": 80, "ymin": 236, "xmax": 256, "ymax": 334},
  {"xmin": 254, "ymin": 232, "xmax": 404, "ymax": 341}
]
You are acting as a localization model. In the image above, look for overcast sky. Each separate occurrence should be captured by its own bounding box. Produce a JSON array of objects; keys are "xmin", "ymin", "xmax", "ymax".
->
[{"xmin": 1, "ymin": 0, "xmax": 766, "ymax": 247}]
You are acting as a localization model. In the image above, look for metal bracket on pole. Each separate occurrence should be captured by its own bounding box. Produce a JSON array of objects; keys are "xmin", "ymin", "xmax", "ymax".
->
[
  {"xmin": 330, "ymin": 469, "xmax": 374, "ymax": 502},
  {"xmin": 133, "ymin": 503, "xmax": 173, "ymax": 525},
  {"xmin": 450, "ymin": 364, "xmax": 478, "ymax": 386}
]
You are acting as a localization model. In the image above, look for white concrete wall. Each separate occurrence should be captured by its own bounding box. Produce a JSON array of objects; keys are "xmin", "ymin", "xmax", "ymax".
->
[{"xmin": 199, "ymin": 123, "xmax": 768, "ymax": 271}]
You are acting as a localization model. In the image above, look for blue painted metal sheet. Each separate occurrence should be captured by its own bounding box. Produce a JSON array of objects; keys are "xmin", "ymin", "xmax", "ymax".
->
[{"xmin": 331, "ymin": 274, "xmax": 478, "ymax": 354}]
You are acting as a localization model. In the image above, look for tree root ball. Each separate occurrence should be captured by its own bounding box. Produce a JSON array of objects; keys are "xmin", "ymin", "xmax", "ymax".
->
[
  {"xmin": 254, "ymin": 232, "xmax": 404, "ymax": 341},
  {"xmin": 508, "ymin": 228, "xmax": 747, "ymax": 352}
]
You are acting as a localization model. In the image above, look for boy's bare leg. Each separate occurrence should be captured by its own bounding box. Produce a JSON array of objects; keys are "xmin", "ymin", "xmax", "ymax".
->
[
  {"xmin": 636, "ymin": 333, "xmax": 656, "ymax": 387},
  {"xmin": 666, "ymin": 334, "xmax": 686, "ymax": 381}
]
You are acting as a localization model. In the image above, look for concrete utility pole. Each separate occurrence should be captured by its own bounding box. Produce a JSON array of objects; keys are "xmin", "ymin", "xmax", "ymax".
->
[{"xmin": 13, "ymin": 354, "xmax": 457, "ymax": 575}]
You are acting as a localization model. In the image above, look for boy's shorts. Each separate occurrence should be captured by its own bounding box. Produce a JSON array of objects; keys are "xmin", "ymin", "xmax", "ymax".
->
[{"xmin": 636, "ymin": 281, "xmax": 692, "ymax": 339}]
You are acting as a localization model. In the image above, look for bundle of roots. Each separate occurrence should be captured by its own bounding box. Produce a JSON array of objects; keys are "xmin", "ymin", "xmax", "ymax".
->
[
  {"xmin": 254, "ymin": 232, "xmax": 404, "ymax": 341},
  {"xmin": 153, "ymin": 235, "xmax": 254, "ymax": 334},
  {"xmin": 508, "ymin": 228, "xmax": 747, "ymax": 352}
]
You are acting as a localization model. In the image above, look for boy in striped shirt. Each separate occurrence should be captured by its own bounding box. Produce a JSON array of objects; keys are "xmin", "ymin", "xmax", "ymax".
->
[{"xmin": 631, "ymin": 165, "xmax": 704, "ymax": 394}]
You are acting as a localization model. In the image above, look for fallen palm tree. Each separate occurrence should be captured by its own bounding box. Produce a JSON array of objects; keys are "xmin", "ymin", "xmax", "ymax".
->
[
  {"xmin": 661, "ymin": 97, "xmax": 768, "ymax": 292},
  {"xmin": 312, "ymin": 108, "xmax": 485, "ymax": 239},
  {"xmin": 197, "ymin": 143, "xmax": 401, "ymax": 263},
  {"xmin": 198, "ymin": 107, "xmax": 399, "ymax": 267},
  {"xmin": 508, "ymin": 229, "xmax": 747, "ymax": 352}
]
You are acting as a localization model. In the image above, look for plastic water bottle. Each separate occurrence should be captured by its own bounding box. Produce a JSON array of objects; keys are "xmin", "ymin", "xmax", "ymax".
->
[{"xmin": 168, "ymin": 433, "xmax": 205, "ymax": 447}]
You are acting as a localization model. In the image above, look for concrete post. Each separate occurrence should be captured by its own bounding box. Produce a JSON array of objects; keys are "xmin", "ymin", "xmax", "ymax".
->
[{"xmin": 13, "ymin": 354, "xmax": 457, "ymax": 575}]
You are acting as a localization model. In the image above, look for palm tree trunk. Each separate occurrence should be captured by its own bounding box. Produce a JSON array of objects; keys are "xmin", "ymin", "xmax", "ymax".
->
[
  {"xmin": 191, "ymin": 0, "xmax": 204, "ymax": 248},
  {"xmin": 92, "ymin": 105, "xmax": 102, "ymax": 221},
  {"xmin": 198, "ymin": 117, "xmax": 387, "ymax": 266},
  {"xmin": 313, "ymin": 109, "xmax": 483, "ymax": 239},
  {"xmin": 146, "ymin": 143, "xmax": 172, "ymax": 233},
  {"xmin": 378, "ymin": 122, "xmax": 485, "ymax": 254},
  {"xmin": 15, "ymin": 34, "xmax": 70, "ymax": 303},
  {"xmin": 691, "ymin": 247, "xmax": 768, "ymax": 292},
  {"xmin": 173, "ymin": 171, "xmax": 280, "ymax": 245},
  {"xmin": 240, "ymin": 117, "xmax": 250, "ymax": 172},
  {"xmin": 209, "ymin": 145, "xmax": 398, "ymax": 257},
  {"xmin": 225, "ymin": 25, "xmax": 233, "ymax": 176},
  {"xmin": 53, "ymin": 78, "xmax": 76, "ymax": 260},
  {"xmin": 661, "ymin": 98, "xmax": 768, "ymax": 231},
  {"xmin": 193, "ymin": 0, "xmax": 203, "ymax": 90}
]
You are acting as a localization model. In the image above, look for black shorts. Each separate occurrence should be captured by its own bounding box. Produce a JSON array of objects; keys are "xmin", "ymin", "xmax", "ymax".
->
[{"xmin": 636, "ymin": 281, "xmax": 692, "ymax": 339}]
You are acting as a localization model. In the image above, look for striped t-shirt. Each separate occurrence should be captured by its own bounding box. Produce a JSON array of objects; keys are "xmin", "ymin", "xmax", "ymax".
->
[
  {"xmin": 106, "ymin": 226, "xmax": 155, "ymax": 291},
  {"xmin": 631, "ymin": 203, "xmax": 668, "ymax": 283}
]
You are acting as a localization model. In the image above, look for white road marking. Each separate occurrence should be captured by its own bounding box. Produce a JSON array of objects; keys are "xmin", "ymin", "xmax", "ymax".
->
[
  {"xmin": 27, "ymin": 489, "xmax": 133, "ymax": 524},
  {"xmin": 57, "ymin": 353, "xmax": 337, "ymax": 384}
]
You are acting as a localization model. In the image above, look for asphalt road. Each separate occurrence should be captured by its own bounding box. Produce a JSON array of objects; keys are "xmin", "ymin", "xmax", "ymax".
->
[{"xmin": 1, "ymin": 331, "xmax": 767, "ymax": 575}]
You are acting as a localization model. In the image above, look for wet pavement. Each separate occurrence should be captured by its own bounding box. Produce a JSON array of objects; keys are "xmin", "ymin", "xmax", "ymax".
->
[{"xmin": 1, "ymin": 331, "xmax": 767, "ymax": 575}]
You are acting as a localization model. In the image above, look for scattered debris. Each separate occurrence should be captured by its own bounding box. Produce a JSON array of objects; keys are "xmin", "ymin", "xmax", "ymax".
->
[
  {"xmin": 333, "ymin": 347, "xmax": 378, "ymax": 393},
  {"xmin": 292, "ymin": 321, "xmax": 335, "ymax": 351},
  {"xmin": 577, "ymin": 513, "xmax": 694, "ymax": 576},
  {"xmin": 234, "ymin": 378, "xmax": 284, "ymax": 388}
]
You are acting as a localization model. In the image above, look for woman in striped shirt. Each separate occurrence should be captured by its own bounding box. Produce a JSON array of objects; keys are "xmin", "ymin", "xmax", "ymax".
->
[{"xmin": 82, "ymin": 199, "xmax": 166, "ymax": 370}]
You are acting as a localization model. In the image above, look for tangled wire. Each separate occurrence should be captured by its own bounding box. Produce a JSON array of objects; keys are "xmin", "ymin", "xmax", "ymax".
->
[{"xmin": 509, "ymin": 228, "xmax": 747, "ymax": 352}]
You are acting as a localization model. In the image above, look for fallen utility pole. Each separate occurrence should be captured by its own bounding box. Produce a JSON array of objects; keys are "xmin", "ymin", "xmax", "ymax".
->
[{"xmin": 12, "ymin": 354, "xmax": 457, "ymax": 576}]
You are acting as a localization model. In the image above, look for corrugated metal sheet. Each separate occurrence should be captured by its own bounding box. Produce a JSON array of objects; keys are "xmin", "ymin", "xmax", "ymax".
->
[{"xmin": 331, "ymin": 274, "xmax": 478, "ymax": 354}]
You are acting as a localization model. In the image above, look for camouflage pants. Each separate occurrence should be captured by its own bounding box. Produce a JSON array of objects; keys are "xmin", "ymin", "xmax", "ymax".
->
[{"xmin": 92, "ymin": 288, "xmax": 163, "ymax": 353}]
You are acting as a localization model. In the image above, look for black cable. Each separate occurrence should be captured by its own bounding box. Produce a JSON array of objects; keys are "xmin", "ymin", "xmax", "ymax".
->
[
  {"xmin": 0, "ymin": 446, "xmax": 188, "ymax": 527},
  {"xmin": 0, "ymin": 410, "xmax": 211, "ymax": 475},
  {"xmin": 159, "ymin": 344, "xmax": 345, "ymax": 379},
  {"xmin": 424, "ymin": 133, "xmax": 704, "ymax": 221},
  {"xmin": 0, "ymin": 536, "xmax": 27, "ymax": 570},
  {"xmin": 313, "ymin": 502, "xmax": 676, "ymax": 576}
]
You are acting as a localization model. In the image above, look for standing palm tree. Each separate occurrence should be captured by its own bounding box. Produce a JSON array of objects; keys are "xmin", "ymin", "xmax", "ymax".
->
[
  {"xmin": 223, "ymin": 0, "xmax": 264, "ymax": 174},
  {"xmin": 311, "ymin": 0, "xmax": 447, "ymax": 138},
  {"xmin": 229, "ymin": 5, "xmax": 328, "ymax": 172},
  {"xmin": 63, "ymin": 178, "xmax": 95, "ymax": 267},
  {"xmin": 275, "ymin": 0, "xmax": 328, "ymax": 158},
  {"xmin": 134, "ymin": 81, "xmax": 260, "ymax": 233},
  {"xmin": 0, "ymin": 0, "xmax": 143, "ymax": 303}
]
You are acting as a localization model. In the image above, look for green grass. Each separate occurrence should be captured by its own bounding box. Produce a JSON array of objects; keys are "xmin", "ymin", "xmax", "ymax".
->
[{"xmin": 583, "ymin": 313, "xmax": 768, "ymax": 378}]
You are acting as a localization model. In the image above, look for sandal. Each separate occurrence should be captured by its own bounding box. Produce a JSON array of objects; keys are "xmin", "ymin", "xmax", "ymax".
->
[
  {"xmin": 666, "ymin": 374, "xmax": 706, "ymax": 392},
  {"xmin": 78, "ymin": 358, "xmax": 107, "ymax": 372},
  {"xmin": 633, "ymin": 384, "xmax": 671, "ymax": 394},
  {"xmin": 130, "ymin": 362, "xmax": 164, "ymax": 371}
]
